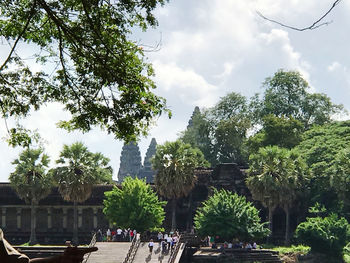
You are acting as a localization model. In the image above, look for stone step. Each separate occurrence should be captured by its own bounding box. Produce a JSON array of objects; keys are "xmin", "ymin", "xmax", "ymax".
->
[
  {"xmin": 87, "ymin": 242, "xmax": 131, "ymax": 263},
  {"xmin": 133, "ymin": 242, "xmax": 172, "ymax": 263}
]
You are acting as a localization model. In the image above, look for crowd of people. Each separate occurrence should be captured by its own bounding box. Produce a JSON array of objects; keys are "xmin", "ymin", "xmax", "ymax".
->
[
  {"xmin": 148, "ymin": 231, "xmax": 180, "ymax": 254},
  {"xmin": 203, "ymin": 236, "xmax": 258, "ymax": 251},
  {"xmin": 96, "ymin": 228, "xmax": 137, "ymax": 242}
]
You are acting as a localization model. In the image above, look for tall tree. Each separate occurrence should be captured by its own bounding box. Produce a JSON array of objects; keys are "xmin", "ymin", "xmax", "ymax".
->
[
  {"xmin": 251, "ymin": 70, "xmax": 343, "ymax": 129},
  {"xmin": 117, "ymin": 141, "xmax": 142, "ymax": 182},
  {"xmin": 152, "ymin": 140, "xmax": 209, "ymax": 230},
  {"xmin": 103, "ymin": 177, "xmax": 166, "ymax": 232},
  {"xmin": 181, "ymin": 92, "xmax": 251, "ymax": 167},
  {"xmin": 247, "ymin": 115, "xmax": 304, "ymax": 152},
  {"xmin": 0, "ymin": 0, "xmax": 170, "ymax": 147},
  {"xmin": 296, "ymin": 120, "xmax": 350, "ymax": 212},
  {"xmin": 246, "ymin": 146, "xmax": 308, "ymax": 244},
  {"xmin": 52, "ymin": 142, "xmax": 113, "ymax": 245},
  {"xmin": 9, "ymin": 148, "xmax": 52, "ymax": 245}
]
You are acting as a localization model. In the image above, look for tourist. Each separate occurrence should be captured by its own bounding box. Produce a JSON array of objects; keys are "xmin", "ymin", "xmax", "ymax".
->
[
  {"xmin": 166, "ymin": 235, "xmax": 172, "ymax": 250},
  {"xmin": 157, "ymin": 232, "xmax": 163, "ymax": 242},
  {"xmin": 228, "ymin": 242, "xmax": 232, "ymax": 249},
  {"xmin": 161, "ymin": 239, "xmax": 167, "ymax": 253},
  {"xmin": 97, "ymin": 229, "xmax": 102, "ymax": 242},
  {"xmin": 0, "ymin": 229, "xmax": 98, "ymax": 263},
  {"xmin": 148, "ymin": 239, "xmax": 154, "ymax": 253},
  {"xmin": 245, "ymin": 242, "xmax": 252, "ymax": 250},
  {"xmin": 106, "ymin": 228, "xmax": 111, "ymax": 242},
  {"xmin": 116, "ymin": 227, "xmax": 122, "ymax": 242},
  {"xmin": 133, "ymin": 229, "xmax": 137, "ymax": 237},
  {"xmin": 129, "ymin": 229, "xmax": 134, "ymax": 242},
  {"xmin": 252, "ymin": 242, "xmax": 257, "ymax": 249},
  {"xmin": 211, "ymin": 242, "xmax": 217, "ymax": 249}
]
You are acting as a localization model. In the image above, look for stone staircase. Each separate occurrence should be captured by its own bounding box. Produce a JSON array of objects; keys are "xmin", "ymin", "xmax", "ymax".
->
[
  {"xmin": 132, "ymin": 242, "xmax": 172, "ymax": 263},
  {"xmin": 87, "ymin": 242, "xmax": 131, "ymax": 263}
]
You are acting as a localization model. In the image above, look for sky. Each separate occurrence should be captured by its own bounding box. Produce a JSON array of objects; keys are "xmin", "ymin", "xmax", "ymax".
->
[{"xmin": 1, "ymin": 0, "xmax": 350, "ymax": 182}]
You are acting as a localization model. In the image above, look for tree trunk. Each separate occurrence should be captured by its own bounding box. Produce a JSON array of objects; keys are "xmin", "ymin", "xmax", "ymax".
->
[
  {"xmin": 29, "ymin": 200, "xmax": 37, "ymax": 245},
  {"xmin": 267, "ymin": 206, "xmax": 274, "ymax": 243},
  {"xmin": 186, "ymin": 192, "xmax": 193, "ymax": 232},
  {"xmin": 284, "ymin": 206, "xmax": 291, "ymax": 246},
  {"xmin": 171, "ymin": 198, "xmax": 177, "ymax": 231},
  {"xmin": 73, "ymin": 201, "xmax": 78, "ymax": 245}
]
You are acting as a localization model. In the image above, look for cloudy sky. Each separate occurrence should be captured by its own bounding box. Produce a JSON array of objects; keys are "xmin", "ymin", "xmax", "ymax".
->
[{"xmin": 1, "ymin": 0, "xmax": 350, "ymax": 182}]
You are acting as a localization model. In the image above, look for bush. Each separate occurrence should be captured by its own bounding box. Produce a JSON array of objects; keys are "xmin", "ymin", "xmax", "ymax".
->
[
  {"xmin": 194, "ymin": 188, "xmax": 269, "ymax": 241},
  {"xmin": 295, "ymin": 213, "xmax": 350, "ymax": 257}
]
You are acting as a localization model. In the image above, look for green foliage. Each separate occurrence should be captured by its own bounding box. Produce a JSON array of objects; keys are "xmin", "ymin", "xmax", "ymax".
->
[
  {"xmin": 296, "ymin": 121, "xmax": 350, "ymax": 211},
  {"xmin": 153, "ymin": 140, "xmax": 209, "ymax": 200},
  {"xmin": 331, "ymin": 148, "xmax": 350, "ymax": 207},
  {"xmin": 9, "ymin": 148, "xmax": 52, "ymax": 204},
  {"xmin": 181, "ymin": 92, "xmax": 251, "ymax": 166},
  {"xmin": 251, "ymin": 69, "xmax": 343, "ymax": 128},
  {"xmin": 53, "ymin": 142, "xmax": 113, "ymax": 203},
  {"xmin": 295, "ymin": 214, "xmax": 350, "ymax": 257},
  {"xmin": 103, "ymin": 177, "xmax": 166, "ymax": 233},
  {"xmin": 247, "ymin": 115, "xmax": 303, "ymax": 152},
  {"xmin": 247, "ymin": 146, "xmax": 309, "ymax": 210},
  {"xmin": 0, "ymin": 0, "xmax": 170, "ymax": 145},
  {"xmin": 194, "ymin": 189, "xmax": 269, "ymax": 241}
]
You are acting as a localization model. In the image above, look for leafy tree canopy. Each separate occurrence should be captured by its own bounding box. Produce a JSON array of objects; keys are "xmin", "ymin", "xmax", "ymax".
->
[
  {"xmin": 103, "ymin": 176, "xmax": 166, "ymax": 232},
  {"xmin": 0, "ymin": 0, "xmax": 170, "ymax": 146},
  {"xmin": 251, "ymin": 70, "xmax": 344, "ymax": 128},
  {"xmin": 9, "ymin": 147, "xmax": 52, "ymax": 204},
  {"xmin": 181, "ymin": 92, "xmax": 251, "ymax": 166},
  {"xmin": 247, "ymin": 146, "xmax": 309, "ymax": 211},
  {"xmin": 194, "ymin": 188, "xmax": 269, "ymax": 241},
  {"xmin": 53, "ymin": 141, "xmax": 113, "ymax": 203},
  {"xmin": 296, "ymin": 121, "xmax": 350, "ymax": 211},
  {"xmin": 247, "ymin": 114, "xmax": 304, "ymax": 152},
  {"xmin": 152, "ymin": 140, "xmax": 209, "ymax": 199}
]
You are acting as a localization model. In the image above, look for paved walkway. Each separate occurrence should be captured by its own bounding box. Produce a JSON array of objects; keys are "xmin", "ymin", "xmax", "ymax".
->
[
  {"xmin": 133, "ymin": 242, "xmax": 171, "ymax": 263},
  {"xmin": 87, "ymin": 242, "xmax": 131, "ymax": 263}
]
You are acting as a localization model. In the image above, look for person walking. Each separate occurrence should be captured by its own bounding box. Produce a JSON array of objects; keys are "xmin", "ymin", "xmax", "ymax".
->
[{"xmin": 148, "ymin": 239, "xmax": 154, "ymax": 253}]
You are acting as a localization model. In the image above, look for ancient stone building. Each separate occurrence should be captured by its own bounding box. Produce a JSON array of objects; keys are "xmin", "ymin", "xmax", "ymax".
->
[
  {"xmin": 0, "ymin": 163, "xmax": 266, "ymax": 244},
  {"xmin": 0, "ymin": 183, "xmax": 113, "ymax": 245},
  {"xmin": 138, "ymin": 138, "xmax": 157, "ymax": 183},
  {"xmin": 117, "ymin": 141, "xmax": 142, "ymax": 182}
]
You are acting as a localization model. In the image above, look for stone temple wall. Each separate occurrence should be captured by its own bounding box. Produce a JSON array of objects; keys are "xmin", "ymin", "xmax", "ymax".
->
[{"xmin": 0, "ymin": 163, "xmax": 251, "ymax": 244}]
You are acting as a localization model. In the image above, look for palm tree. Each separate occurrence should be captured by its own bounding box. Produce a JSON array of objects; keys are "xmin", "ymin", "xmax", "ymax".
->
[
  {"xmin": 53, "ymin": 142, "xmax": 113, "ymax": 244},
  {"xmin": 152, "ymin": 140, "xmax": 209, "ymax": 230},
  {"xmin": 246, "ymin": 146, "xmax": 307, "ymax": 245},
  {"xmin": 9, "ymin": 148, "xmax": 52, "ymax": 245}
]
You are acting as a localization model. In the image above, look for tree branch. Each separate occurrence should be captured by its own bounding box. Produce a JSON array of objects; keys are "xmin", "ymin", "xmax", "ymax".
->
[{"xmin": 257, "ymin": 0, "xmax": 341, "ymax": 31}]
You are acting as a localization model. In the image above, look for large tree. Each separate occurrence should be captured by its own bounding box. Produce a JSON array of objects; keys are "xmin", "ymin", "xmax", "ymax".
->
[
  {"xmin": 0, "ymin": 0, "xmax": 170, "ymax": 146},
  {"xmin": 251, "ymin": 70, "xmax": 343, "ymax": 129},
  {"xmin": 52, "ymin": 142, "xmax": 113, "ymax": 244},
  {"xmin": 181, "ymin": 92, "xmax": 251, "ymax": 166},
  {"xmin": 9, "ymin": 148, "xmax": 52, "ymax": 245},
  {"xmin": 246, "ymin": 146, "xmax": 308, "ymax": 244},
  {"xmin": 103, "ymin": 177, "xmax": 166, "ymax": 233},
  {"xmin": 296, "ymin": 120, "xmax": 350, "ymax": 212},
  {"xmin": 194, "ymin": 188, "xmax": 269, "ymax": 241},
  {"xmin": 152, "ymin": 140, "xmax": 209, "ymax": 230}
]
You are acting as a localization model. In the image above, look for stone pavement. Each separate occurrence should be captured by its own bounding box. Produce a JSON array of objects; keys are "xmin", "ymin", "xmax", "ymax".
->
[
  {"xmin": 87, "ymin": 242, "xmax": 131, "ymax": 263},
  {"xmin": 132, "ymin": 242, "xmax": 171, "ymax": 263}
]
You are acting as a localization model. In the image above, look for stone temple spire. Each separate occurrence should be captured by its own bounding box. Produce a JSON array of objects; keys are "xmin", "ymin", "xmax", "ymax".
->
[{"xmin": 117, "ymin": 141, "xmax": 142, "ymax": 183}]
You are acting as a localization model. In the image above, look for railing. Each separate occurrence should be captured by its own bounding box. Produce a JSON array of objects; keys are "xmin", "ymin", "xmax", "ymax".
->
[
  {"xmin": 83, "ymin": 232, "xmax": 97, "ymax": 263},
  {"xmin": 123, "ymin": 233, "xmax": 140, "ymax": 263},
  {"xmin": 167, "ymin": 235, "xmax": 184, "ymax": 263}
]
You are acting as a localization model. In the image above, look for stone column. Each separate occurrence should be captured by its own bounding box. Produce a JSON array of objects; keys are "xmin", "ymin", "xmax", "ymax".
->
[
  {"xmin": 16, "ymin": 208, "xmax": 22, "ymax": 229},
  {"xmin": 47, "ymin": 208, "xmax": 52, "ymax": 229},
  {"xmin": 63, "ymin": 208, "xmax": 68, "ymax": 229},
  {"xmin": 78, "ymin": 207, "xmax": 83, "ymax": 228},
  {"xmin": 93, "ymin": 208, "xmax": 98, "ymax": 229},
  {"xmin": 1, "ymin": 208, "xmax": 6, "ymax": 228}
]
